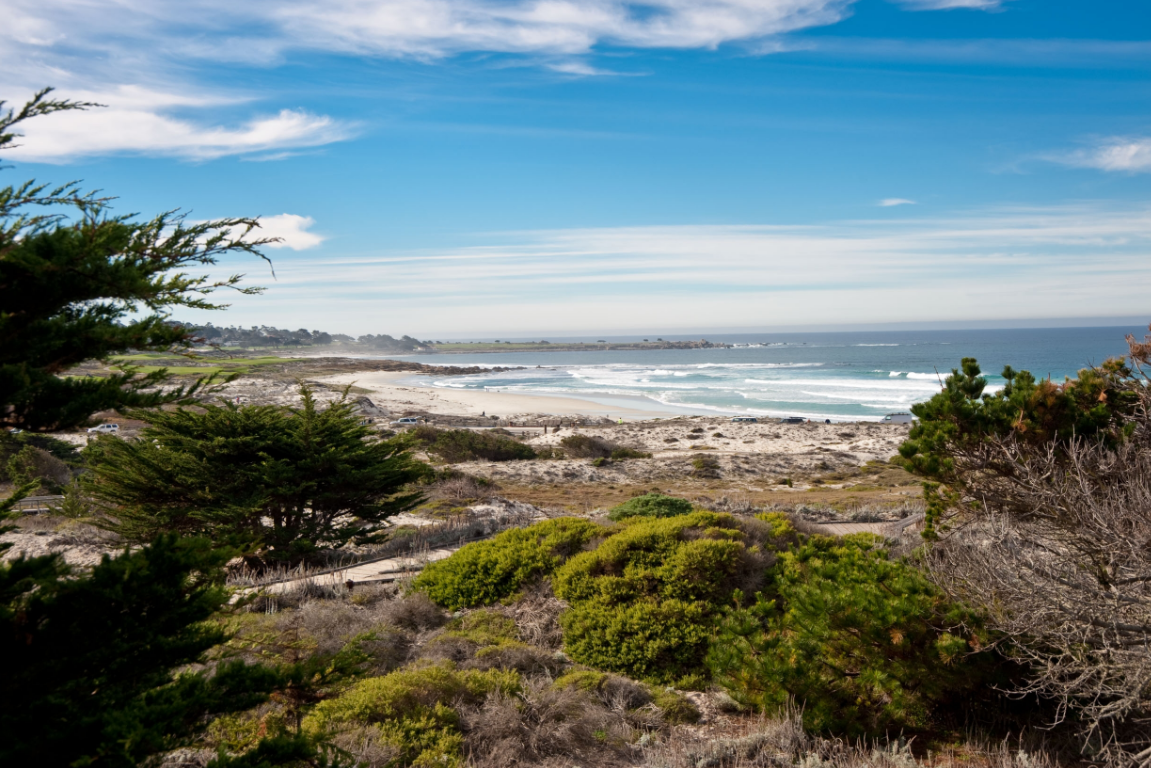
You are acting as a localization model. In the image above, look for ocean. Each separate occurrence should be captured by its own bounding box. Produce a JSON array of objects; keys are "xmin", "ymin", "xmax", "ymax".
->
[{"xmin": 390, "ymin": 326, "xmax": 1146, "ymax": 421}]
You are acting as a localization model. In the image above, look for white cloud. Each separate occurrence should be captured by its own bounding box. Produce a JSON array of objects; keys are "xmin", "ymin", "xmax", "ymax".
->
[
  {"xmin": 2, "ymin": 84, "xmax": 355, "ymax": 162},
  {"xmin": 1051, "ymin": 137, "xmax": 1151, "ymax": 173},
  {"xmin": 259, "ymin": 214, "xmax": 325, "ymax": 250},
  {"xmin": 0, "ymin": 1, "xmax": 866, "ymax": 66},
  {"xmin": 187, "ymin": 204, "xmax": 1151, "ymax": 334},
  {"xmin": 879, "ymin": 198, "xmax": 916, "ymax": 207}
]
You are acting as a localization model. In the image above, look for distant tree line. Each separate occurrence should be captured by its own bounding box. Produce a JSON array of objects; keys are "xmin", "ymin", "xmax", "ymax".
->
[{"xmin": 191, "ymin": 323, "xmax": 431, "ymax": 351}]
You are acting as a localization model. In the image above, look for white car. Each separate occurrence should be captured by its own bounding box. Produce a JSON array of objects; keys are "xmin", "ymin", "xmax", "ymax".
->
[
  {"xmin": 87, "ymin": 423, "xmax": 120, "ymax": 434},
  {"xmin": 392, "ymin": 417, "xmax": 421, "ymax": 425},
  {"xmin": 730, "ymin": 416, "xmax": 758, "ymax": 423}
]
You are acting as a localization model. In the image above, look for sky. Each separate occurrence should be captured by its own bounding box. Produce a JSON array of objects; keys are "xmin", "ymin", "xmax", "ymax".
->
[{"xmin": 4, "ymin": 0, "xmax": 1151, "ymax": 337}]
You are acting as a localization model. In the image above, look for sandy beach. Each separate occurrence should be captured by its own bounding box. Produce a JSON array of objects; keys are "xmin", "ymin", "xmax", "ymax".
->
[{"xmin": 316, "ymin": 371, "xmax": 678, "ymax": 420}]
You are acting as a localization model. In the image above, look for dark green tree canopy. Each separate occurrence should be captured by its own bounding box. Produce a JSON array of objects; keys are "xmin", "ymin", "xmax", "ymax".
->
[
  {"xmin": 708, "ymin": 533, "xmax": 994, "ymax": 736},
  {"xmin": 86, "ymin": 386, "xmax": 427, "ymax": 563},
  {"xmin": 0, "ymin": 88, "xmax": 275, "ymax": 431},
  {"xmin": 0, "ymin": 535, "xmax": 286, "ymax": 767},
  {"xmin": 898, "ymin": 354, "xmax": 1137, "ymax": 482}
]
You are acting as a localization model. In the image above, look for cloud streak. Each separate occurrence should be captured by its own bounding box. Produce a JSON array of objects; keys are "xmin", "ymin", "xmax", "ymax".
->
[
  {"xmin": 1049, "ymin": 137, "xmax": 1151, "ymax": 173},
  {"xmin": 190, "ymin": 204, "xmax": 1151, "ymax": 334},
  {"xmin": 4, "ymin": 95, "xmax": 355, "ymax": 163}
]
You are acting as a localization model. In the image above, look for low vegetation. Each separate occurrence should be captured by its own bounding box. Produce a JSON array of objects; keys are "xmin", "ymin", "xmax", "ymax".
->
[
  {"xmin": 553, "ymin": 512, "xmax": 796, "ymax": 685},
  {"xmin": 709, "ymin": 533, "xmax": 995, "ymax": 736},
  {"xmin": 559, "ymin": 433, "xmax": 651, "ymax": 461},
  {"xmin": 413, "ymin": 518, "xmax": 608, "ymax": 609},
  {"xmin": 606, "ymin": 492, "xmax": 694, "ymax": 521},
  {"xmin": 410, "ymin": 426, "xmax": 537, "ymax": 463}
]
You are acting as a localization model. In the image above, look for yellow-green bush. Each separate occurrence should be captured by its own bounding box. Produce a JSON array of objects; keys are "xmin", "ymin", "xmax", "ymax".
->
[
  {"xmin": 303, "ymin": 663, "xmax": 520, "ymax": 768},
  {"xmin": 414, "ymin": 518, "xmax": 609, "ymax": 609},
  {"xmin": 553, "ymin": 512, "xmax": 795, "ymax": 685}
]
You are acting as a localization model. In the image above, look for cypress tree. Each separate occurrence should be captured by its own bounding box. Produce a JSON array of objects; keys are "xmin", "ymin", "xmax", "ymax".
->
[
  {"xmin": 0, "ymin": 89, "xmax": 274, "ymax": 432},
  {"xmin": 86, "ymin": 385, "xmax": 427, "ymax": 564}
]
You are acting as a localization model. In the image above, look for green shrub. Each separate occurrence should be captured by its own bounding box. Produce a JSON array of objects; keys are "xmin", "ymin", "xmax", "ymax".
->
[
  {"xmin": 708, "ymin": 533, "xmax": 991, "ymax": 736},
  {"xmin": 410, "ymin": 426, "xmax": 537, "ymax": 463},
  {"xmin": 552, "ymin": 670, "xmax": 699, "ymax": 724},
  {"xmin": 607, "ymin": 493, "xmax": 693, "ymax": 521},
  {"xmin": 553, "ymin": 512, "xmax": 796, "ymax": 684},
  {"xmin": 414, "ymin": 518, "xmax": 609, "ymax": 609},
  {"xmin": 432, "ymin": 609, "xmax": 520, "ymax": 648},
  {"xmin": 6, "ymin": 444, "xmax": 71, "ymax": 493},
  {"xmin": 691, "ymin": 454, "xmax": 720, "ymax": 477},
  {"xmin": 558, "ymin": 434, "xmax": 614, "ymax": 459},
  {"xmin": 610, "ymin": 447, "xmax": 652, "ymax": 460},
  {"xmin": 304, "ymin": 663, "xmax": 520, "ymax": 768}
]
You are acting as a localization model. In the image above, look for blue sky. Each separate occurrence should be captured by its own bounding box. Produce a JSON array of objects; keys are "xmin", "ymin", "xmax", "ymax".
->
[{"xmin": 4, "ymin": 0, "xmax": 1151, "ymax": 336}]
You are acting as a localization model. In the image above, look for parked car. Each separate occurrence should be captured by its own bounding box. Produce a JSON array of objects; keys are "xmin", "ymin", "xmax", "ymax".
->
[
  {"xmin": 392, "ymin": 417, "xmax": 421, "ymax": 425},
  {"xmin": 730, "ymin": 416, "xmax": 758, "ymax": 423},
  {"xmin": 86, "ymin": 423, "xmax": 120, "ymax": 434},
  {"xmin": 780, "ymin": 416, "xmax": 805, "ymax": 425},
  {"xmin": 882, "ymin": 413, "xmax": 915, "ymax": 424}
]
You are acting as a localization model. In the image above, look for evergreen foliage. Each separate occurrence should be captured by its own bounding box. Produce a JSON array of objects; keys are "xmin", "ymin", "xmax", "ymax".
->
[
  {"xmin": 0, "ymin": 535, "xmax": 320, "ymax": 767},
  {"xmin": 414, "ymin": 518, "xmax": 607, "ymax": 609},
  {"xmin": 85, "ymin": 386, "xmax": 427, "ymax": 563},
  {"xmin": 708, "ymin": 533, "xmax": 991, "ymax": 736},
  {"xmin": 899, "ymin": 356, "xmax": 1136, "ymax": 482},
  {"xmin": 553, "ymin": 512, "xmax": 796, "ymax": 685},
  {"xmin": 606, "ymin": 492, "xmax": 694, "ymax": 521},
  {"xmin": 0, "ymin": 89, "xmax": 275, "ymax": 431}
]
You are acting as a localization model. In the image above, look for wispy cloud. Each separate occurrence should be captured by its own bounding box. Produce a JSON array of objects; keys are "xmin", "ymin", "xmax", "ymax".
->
[
  {"xmin": 3, "ymin": 0, "xmax": 858, "ymax": 66},
  {"xmin": 803, "ymin": 37, "xmax": 1151, "ymax": 68},
  {"xmin": 4, "ymin": 92, "xmax": 355, "ymax": 163},
  {"xmin": 188, "ymin": 204, "xmax": 1151, "ymax": 334},
  {"xmin": 879, "ymin": 198, "xmax": 916, "ymax": 207},
  {"xmin": 1047, "ymin": 137, "xmax": 1151, "ymax": 173}
]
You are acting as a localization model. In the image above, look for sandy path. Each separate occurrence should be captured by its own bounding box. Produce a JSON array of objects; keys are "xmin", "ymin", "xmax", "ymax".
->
[{"xmin": 316, "ymin": 371, "xmax": 677, "ymax": 420}]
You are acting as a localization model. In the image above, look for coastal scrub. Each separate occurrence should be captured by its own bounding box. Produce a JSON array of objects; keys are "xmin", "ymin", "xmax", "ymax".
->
[{"xmin": 414, "ymin": 518, "xmax": 609, "ymax": 609}]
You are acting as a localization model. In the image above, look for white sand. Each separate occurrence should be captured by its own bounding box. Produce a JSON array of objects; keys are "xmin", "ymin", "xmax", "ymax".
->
[{"xmin": 315, "ymin": 371, "xmax": 677, "ymax": 420}]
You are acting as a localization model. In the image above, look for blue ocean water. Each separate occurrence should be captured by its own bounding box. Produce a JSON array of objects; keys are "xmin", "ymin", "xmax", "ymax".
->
[{"xmin": 392, "ymin": 326, "xmax": 1145, "ymax": 421}]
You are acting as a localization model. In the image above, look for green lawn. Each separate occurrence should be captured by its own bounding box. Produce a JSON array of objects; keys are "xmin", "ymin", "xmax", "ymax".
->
[{"xmin": 109, "ymin": 354, "xmax": 288, "ymax": 376}]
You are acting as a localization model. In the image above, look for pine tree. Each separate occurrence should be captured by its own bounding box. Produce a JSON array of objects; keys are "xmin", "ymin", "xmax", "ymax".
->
[
  {"xmin": 0, "ymin": 89, "xmax": 275, "ymax": 431},
  {"xmin": 85, "ymin": 385, "xmax": 427, "ymax": 564},
  {"xmin": 0, "ymin": 535, "xmax": 319, "ymax": 767}
]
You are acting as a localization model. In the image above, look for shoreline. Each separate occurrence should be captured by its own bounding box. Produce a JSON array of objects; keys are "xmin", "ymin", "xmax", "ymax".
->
[{"xmin": 315, "ymin": 371, "xmax": 681, "ymax": 420}]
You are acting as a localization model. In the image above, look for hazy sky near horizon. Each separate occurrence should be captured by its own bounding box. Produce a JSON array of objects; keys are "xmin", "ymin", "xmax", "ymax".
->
[{"xmin": 5, "ymin": 0, "xmax": 1151, "ymax": 336}]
